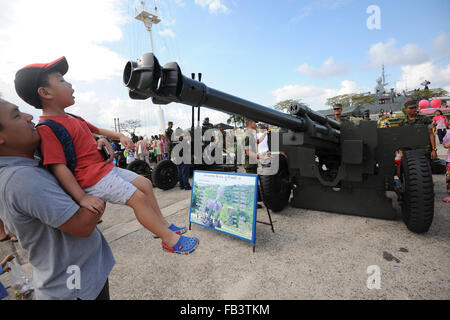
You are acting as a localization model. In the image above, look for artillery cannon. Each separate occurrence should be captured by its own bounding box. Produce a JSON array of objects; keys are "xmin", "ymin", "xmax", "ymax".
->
[{"xmin": 123, "ymin": 52, "xmax": 434, "ymax": 234}]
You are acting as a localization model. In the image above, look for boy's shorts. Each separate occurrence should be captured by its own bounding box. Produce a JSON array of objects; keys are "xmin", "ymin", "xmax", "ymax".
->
[{"xmin": 84, "ymin": 167, "xmax": 139, "ymax": 205}]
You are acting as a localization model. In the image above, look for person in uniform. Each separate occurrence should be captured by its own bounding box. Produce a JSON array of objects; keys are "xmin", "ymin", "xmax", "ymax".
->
[
  {"xmin": 165, "ymin": 121, "xmax": 174, "ymax": 157},
  {"xmin": 331, "ymin": 104, "xmax": 349, "ymax": 122},
  {"xmin": 399, "ymin": 100, "xmax": 438, "ymax": 160}
]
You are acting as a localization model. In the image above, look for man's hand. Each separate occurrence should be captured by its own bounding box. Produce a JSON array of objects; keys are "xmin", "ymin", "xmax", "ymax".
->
[
  {"xmin": 79, "ymin": 195, "xmax": 105, "ymax": 215},
  {"xmin": 119, "ymin": 134, "xmax": 134, "ymax": 151},
  {"xmin": 431, "ymin": 150, "xmax": 438, "ymax": 160},
  {"xmin": 1, "ymin": 254, "xmax": 15, "ymax": 273},
  {"xmin": 97, "ymin": 138, "xmax": 114, "ymax": 163}
]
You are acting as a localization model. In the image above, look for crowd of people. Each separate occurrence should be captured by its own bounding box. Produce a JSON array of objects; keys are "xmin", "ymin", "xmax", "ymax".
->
[{"xmin": 114, "ymin": 132, "xmax": 172, "ymax": 168}]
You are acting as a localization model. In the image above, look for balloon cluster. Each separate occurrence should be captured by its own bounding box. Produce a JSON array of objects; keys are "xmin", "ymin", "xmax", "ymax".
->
[{"xmin": 419, "ymin": 99, "xmax": 441, "ymax": 109}]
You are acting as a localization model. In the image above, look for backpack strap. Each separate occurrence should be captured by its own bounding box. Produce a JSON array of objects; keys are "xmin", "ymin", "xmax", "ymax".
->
[
  {"xmin": 65, "ymin": 113, "xmax": 85, "ymax": 122},
  {"xmin": 36, "ymin": 120, "xmax": 77, "ymax": 174}
]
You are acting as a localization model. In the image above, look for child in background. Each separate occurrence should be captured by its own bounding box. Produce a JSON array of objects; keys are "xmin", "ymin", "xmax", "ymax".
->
[
  {"xmin": 160, "ymin": 136, "xmax": 169, "ymax": 160},
  {"xmin": 432, "ymin": 110, "xmax": 448, "ymax": 144}
]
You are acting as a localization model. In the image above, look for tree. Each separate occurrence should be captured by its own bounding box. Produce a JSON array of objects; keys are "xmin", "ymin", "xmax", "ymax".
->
[
  {"xmin": 118, "ymin": 119, "xmax": 142, "ymax": 136},
  {"xmin": 326, "ymin": 93, "xmax": 376, "ymax": 108},
  {"xmin": 273, "ymin": 99, "xmax": 303, "ymax": 113},
  {"xmin": 226, "ymin": 114, "xmax": 247, "ymax": 127},
  {"xmin": 410, "ymin": 88, "xmax": 448, "ymax": 100}
]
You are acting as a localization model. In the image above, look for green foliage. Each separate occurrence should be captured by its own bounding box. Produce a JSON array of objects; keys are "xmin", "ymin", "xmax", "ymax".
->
[
  {"xmin": 410, "ymin": 88, "xmax": 449, "ymax": 100},
  {"xmin": 119, "ymin": 119, "xmax": 142, "ymax": 135},
  {"xmin": 273, "ymin": 99, "xmax": 303, "ymax": 113},
  {"xmin": 326, "ymin": 93, "xmax": 376, "ymax": 108},
  {"xmin": 227, "ymin": 114, "xmax": 246, "ymax": 127}
]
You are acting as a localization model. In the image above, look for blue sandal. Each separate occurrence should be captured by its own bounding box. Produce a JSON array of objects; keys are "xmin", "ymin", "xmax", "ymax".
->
[
  {"xmin": 168, "ymin": 224, "xmax": 187, "ymax": 235},
  {"xmin": 162, "ymin": 235, "xmax": 199, "ymax": 255},
  {"xmin": 153, "ymin": 224, "xmax": 187, "ymax": 239}
]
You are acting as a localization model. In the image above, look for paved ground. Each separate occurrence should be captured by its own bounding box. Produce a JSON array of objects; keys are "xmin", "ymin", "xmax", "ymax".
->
[{"xmin": 1, "ymin": 144, "xmax": 449, "ymax": 300}]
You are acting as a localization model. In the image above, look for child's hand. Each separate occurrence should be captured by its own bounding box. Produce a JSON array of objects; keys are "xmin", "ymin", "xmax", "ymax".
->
[
  {"xmin": 79, "ymin": 195, "xmax": 105, "ymax": 214},
  {"xmin": 97, "ymin": 138, "xmax": 114, "ymax": 163},
  {"xmin": 1, "ymin": 254, "xmax": 15, "ymax": 273},
  {"xmin": 119, "ymin": 134, "xmax": 134, "ymax": 151}
]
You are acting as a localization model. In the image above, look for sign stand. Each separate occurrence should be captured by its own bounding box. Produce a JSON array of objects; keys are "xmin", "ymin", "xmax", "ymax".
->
[
  {"xmin": 188, "ymin": 172, "xmax": 275, "ymax": 253},
  {"xmin": 253, "ymin": 175, "xmax": 275, "ymax": 253}
]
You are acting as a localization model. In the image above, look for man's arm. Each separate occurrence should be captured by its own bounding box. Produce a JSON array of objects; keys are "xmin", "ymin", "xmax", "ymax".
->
[
  {"xmin": 50, "ymin": 164, "xmax": 105, "ymax": 214},
  {"xmin": 58, "ymin": 207, "xmax": 104, "ymax": 238},
  {"xmin": 429, "ymin": 129, "xmax": 437, "ymax": 159}
]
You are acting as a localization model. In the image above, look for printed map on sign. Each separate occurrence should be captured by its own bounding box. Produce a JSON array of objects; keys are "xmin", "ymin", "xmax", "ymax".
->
[{"xmin": 189, "ymin": 171, "xmax": 258, "ymax": 243}]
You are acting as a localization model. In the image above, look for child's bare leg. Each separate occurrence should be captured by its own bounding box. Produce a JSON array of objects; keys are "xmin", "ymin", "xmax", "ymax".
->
[
  {"xmin": 0, "ymin": 219, "xmax": 8, "ymax": 239},
  {"xmin": 131, "ymin": 176, "xmax": 170, "ymax": 228},
  {"xmin": 126, "ymin": 189, "xmax": 179, "ymax": 247}
]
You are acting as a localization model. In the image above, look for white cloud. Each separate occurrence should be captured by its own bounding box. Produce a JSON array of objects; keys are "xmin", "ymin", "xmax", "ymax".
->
[
  {"xmin": 290, "ymin": 0, "xmax": 352, "ymax": 23},
  {"xmin": 297, "ymin": 57, "xmax": 349, "ymax": 79},
  {"xmin": 272, "ymin": 80, "xmax": 362, "ymax": 110},
  {"xmin": 394, "ymin": 62, "xmax": 450, "ymax": 93},
  {"xmin": 367, "ymin": 38, "xmax": 428, "ymax": 69},
  {"xmin": 194, "ymin": 0, "xmax": 229, "ymax": 14},
  {"xmin": 0, "ymin": 0, "xmax": 129, "ymax": 84},
  {"xmin": 433, "ymin": 32, "xmax": 450, "ymax": 56},
  {"xmin": 175, "ymin": 0, "xmax": 185, "ymax": 7},
  {"xmin": 162, "ymin": 18, "xmax": 176, "ymax": 27},
  {"xmin": 159, "ymin": 29, "xmax": 176, "ymax": 38}
]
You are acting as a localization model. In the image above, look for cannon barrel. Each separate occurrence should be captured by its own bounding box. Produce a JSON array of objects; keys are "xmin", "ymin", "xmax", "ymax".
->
[{"xmin": 123, "ymin": 53, "xmax": 340, "ymax": 141}]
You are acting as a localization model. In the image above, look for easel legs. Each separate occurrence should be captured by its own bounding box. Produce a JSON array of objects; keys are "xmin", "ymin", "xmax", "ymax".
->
[{"xmin": 253, "ymin": 176, "xmax": 275, "ymax": 252}]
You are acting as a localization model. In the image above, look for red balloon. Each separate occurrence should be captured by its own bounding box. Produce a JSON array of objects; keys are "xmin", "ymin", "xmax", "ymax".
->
[
  {"xmin": 419, "ymin": 100, "xmax": 429, "ymax": 109},
  {"xmin": 430, "ymin": 99, "xmax": 442, "ymax": 108}
]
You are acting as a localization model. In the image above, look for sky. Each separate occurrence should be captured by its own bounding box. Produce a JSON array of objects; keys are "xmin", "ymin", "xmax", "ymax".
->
[{"xmin": 0, "ymin": 0, "xmax": 449, "ymax": 137}]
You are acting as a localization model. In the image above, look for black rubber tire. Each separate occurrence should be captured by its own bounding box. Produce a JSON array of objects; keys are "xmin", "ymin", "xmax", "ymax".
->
[
  {"xmin": 152, "ymin": 160, "xmax": 178, "ymax": 190},
  {"xmin": 400, "ymin": 150, "xmax": 434, "ymax": 233},
  {"xmin": 260, "ymin": 156, "xmax": 291, "ymax": 212},
  {"xmin": 430, "ymin": 158, "xmax": 447, "ymax": 175},
  {"xmin": 127, "ymin": 160, "xmax": 152, "ymax": 181}
]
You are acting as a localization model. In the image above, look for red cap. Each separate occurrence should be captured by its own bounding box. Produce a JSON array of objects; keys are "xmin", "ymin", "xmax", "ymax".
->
[{"xmin": 14, "ymin": 57, "xmax": 69, "ymax": 109}]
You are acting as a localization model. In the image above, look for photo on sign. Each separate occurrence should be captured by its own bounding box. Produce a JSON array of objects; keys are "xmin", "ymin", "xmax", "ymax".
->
[{"xmin": 189, "ymin": 171, "xmax": 258, "ymax": 243}]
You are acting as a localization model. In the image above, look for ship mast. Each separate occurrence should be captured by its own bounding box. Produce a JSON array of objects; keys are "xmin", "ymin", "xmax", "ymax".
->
[
  {"xmin": 135, "ymin": 0, "xmax": 161, "ymax": 53},
  {"xmin": 135, "ymin": 0, "xmax": 166, "ymax": 135},
  {"xmin": 382, "ymin": 64, "xmax": 388, "ymax": 88}
]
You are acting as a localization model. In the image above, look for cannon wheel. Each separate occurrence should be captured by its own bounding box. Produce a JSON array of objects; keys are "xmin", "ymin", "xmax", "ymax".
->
[
  {"xmin": 127, "ymin": 160, "xmax": 152, "ymax": 181},
  {"xmin": 400, "ymin": 150, "xmax": 434, "ymax": 233},
  {"xmin": 260, "ymin": 155, "xmax": 291, "ymax": 212},
  {"xmin": 152, "ymin": 160, "xmax": 178, "ymax": 190}
]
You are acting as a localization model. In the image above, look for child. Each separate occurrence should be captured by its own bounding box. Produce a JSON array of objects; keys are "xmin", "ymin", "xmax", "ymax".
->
[
  {"xmin": 0, "ymin": 254, "xmax": 14, "ymax": 299},
  {"xmin": 432, "ymin": 110, "xmax": 448, "ymax": 144},
  {"xmin": 160, "ymin": 135, "xmax": 169, "ymax": 161},
  {"xmin": 443, "ymin": 131, "xmax": 450, "ymax": 203},
  {"xmin": 14, "ymin": 57, "xmax": 199, "ymax": 254}
]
